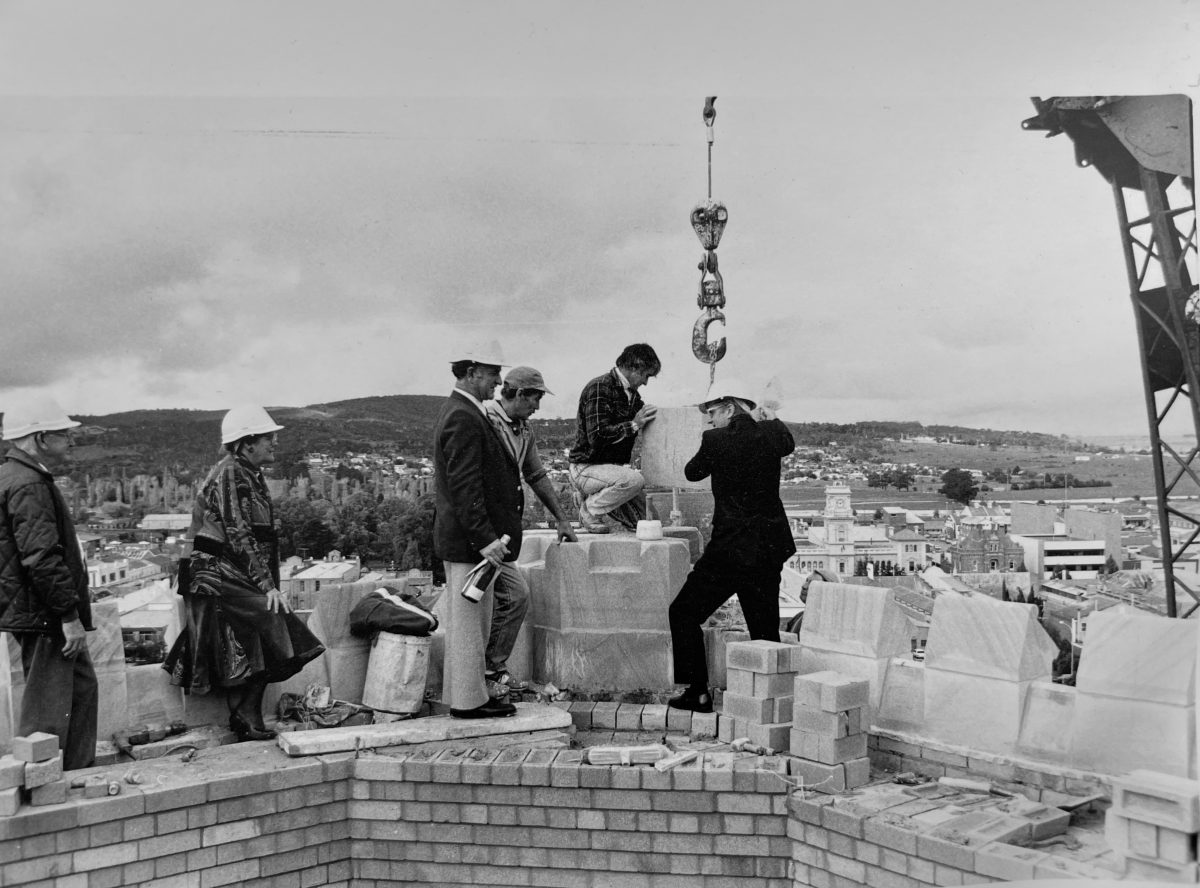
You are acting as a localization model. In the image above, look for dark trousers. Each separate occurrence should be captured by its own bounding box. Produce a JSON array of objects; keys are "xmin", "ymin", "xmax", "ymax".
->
[
  {"xmin": 16, "ymin": 633, "xmax": 99, "ymax": 770},
  {"xmin": 668, "ymin": 556, "xmax": 782, "ymax": 689}
]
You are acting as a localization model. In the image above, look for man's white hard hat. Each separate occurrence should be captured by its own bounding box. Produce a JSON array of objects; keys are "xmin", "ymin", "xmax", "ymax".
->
[
  {"xmin": 2, "ymin": 394, "xmax": 81, "ymax": 441},
  {"xmin": 450, "ymin": 339, "xmax": 507, "ymax": 367},
  {"xmin": 221, "ymin": 405, "xmax": 284, "ymax": 445},
  {"xmin": 697, "ymin": 377, "xmax": 756, "ymax": 412}
]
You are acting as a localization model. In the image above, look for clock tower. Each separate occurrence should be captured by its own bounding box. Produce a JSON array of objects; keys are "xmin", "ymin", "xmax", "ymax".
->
[{"xmin": 824, "ymin": 484, "xmax": 855, "ymax": 573}]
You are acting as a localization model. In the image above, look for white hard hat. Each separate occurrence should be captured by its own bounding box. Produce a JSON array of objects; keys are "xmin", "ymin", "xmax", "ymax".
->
[
  {"xmin": 450, "ymin": 339, "xmax": 507, "ymax": 367},
  {"xmin": 2, "ymin": 394, "xmax": 81, "ymax": 441},
  {"xmin": 698, "ymin": 376, "xmax": 756, "ymax": 412},
  {"xmin": 220, "ymin": 405, "xmax": 284, "ymax": 445}
]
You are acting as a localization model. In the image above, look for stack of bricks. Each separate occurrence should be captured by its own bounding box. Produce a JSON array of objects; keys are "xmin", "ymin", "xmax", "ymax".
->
[
  {"xmin": 788, "ymin": 670, "xmax": 871, "ymax": 793},
  {"xmin": 1106, "ymin": 768, "xmax": 1200, "ymax": 883},
  {"xmin": 719, "ymin": 639, "xmax": 800, "ymax": 753},
  {"xmin": 0, "ymin": 731, "xmax": 67, "ymax": 815}
]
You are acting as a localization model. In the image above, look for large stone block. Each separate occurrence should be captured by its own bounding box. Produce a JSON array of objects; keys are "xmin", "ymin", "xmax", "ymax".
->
[
  {"xmin": 875, "ymin": 658, "xmax": 926, "ymax": 733},
  {"xmin": 924, "ymin": 594, "xmax": 1055, "ymax": 682},
  {"xmin": 87, "ymin": 600, "xmax": 129, "ymax": 742},
  {"xmin": 1075, "ymin": 610, "xmax": 1197, "ymax": 706},
  {"xmin": 1015, "ymin": 680, "xmax": 1076, "ymax": 764},
  {"xmin": 639, "ymin": 406, "xmax": 710, "ymax": 490},
  {"xmin": 797, "ymin": 582, "xmax": 911, "ymax": 714},
  {"xmin": 528, "ymin": 536, "xmax": 691, "ymax": 692},
  {"xmin": 308, "ymin": 580, "xmax": 376, "ymax": 704},
  {"xmin": 532, "ymin": 626, "xmax": 674, "ymax": 691},
  {"xmin": 126, "ymin": 662, "xmax": 184, "ymax": 724},
  {"xmin": 1068, "ymin": 692, "xmax": 1196, "ymax": 779},
  {"xmin": 922, "ymin": 669, "xmax": 1031, "ymax": 756}
]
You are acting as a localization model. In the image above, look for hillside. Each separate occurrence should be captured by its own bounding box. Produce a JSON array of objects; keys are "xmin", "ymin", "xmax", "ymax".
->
[{"xmin": 65, "ymin": 394, "xmax": 1098, "ymax": 479}]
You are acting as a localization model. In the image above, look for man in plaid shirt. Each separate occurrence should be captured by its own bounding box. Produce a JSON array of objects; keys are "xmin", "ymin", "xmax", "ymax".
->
[{"xmin": 567, "ymin": 343, "xmax": 661, "ymax": 532}]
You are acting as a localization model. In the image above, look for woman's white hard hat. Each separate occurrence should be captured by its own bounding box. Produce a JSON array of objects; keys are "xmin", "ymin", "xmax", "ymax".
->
[
  {"xmin": 221, "ymin": 405, "xmax": 285, "ymax": 445},
  {"xmin": 2, "ymin": 394, "xmax": 81, "ymax": 441}
]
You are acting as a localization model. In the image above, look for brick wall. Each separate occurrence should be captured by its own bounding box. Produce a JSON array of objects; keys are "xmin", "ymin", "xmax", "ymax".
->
[{"xmin": 0, "ymin": 747, "xmax": 795, "ymax": 888}]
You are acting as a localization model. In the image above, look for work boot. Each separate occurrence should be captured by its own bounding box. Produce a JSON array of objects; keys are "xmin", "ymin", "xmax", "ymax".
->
[
  {"xmin": 578, "ymin": 503, "xmax": 611, "ymax": 534},
  {"xmin": 667, "ymin": 686, "xmax": 713, "ymax": 713},
  {"xmin": 450, "ymin": 698, "xmax": 517, "ymax": 719}
]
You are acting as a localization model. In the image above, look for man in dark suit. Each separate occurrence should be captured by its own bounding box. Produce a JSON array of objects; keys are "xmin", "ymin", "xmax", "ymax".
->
[
  {"xmin": 433, "ymin": 342, "xmax": 521, "ymax": 719},
  {"xmin": 667, "ymin": 379, "xmax": 796, "ymax": 712}
]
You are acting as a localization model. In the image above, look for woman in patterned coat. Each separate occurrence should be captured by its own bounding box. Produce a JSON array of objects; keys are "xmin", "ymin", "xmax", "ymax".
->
[{"xmin": 165, "ymin": 406, "xmax": 323, "ymax": 740}]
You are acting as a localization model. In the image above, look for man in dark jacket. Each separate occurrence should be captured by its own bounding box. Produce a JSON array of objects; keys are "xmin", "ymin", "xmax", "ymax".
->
[
  {"xmin": 667, "ymin": 379, "xmax": 796, "ymax": 712},
  {"xmin": 0, "ymin": 396, "xmax": 97, "ymax": 768},
  {"xmin": 568, "ymin": 343, "xmax": 660, "ymax": 532},
  {"xmin": 433, "ymin": 342, "xmax": 520, "ymax": 719}
]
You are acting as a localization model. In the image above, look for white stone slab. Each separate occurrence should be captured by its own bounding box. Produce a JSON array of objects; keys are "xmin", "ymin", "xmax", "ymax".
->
[
  {"xmin": 922, "ymin": 669, "xmax": 1031, "ymax": 756},
  {"xmin": 924, "ymin": 594, "xmax": 1055, "ymax": 682},
  {"xmin": 1015, "ymin": 680, "xmax": 1076, "ymax": 764},
  {"xmin": 276, "ymin": 701, "xmax": 572, "ymax": 756},
  {"xmin": 639, "ymin": 406, "xmax": 711, "ymax": 490},
  {"xmin": 875, "ymin": 658, "xmax": 927, "ymax": 733},
  {"xmin": 88, "ymin": 600, "xmax": 129, "ymax": 742},
  {"xmin": 1068, "ymin": 691, "xmax": 1196, "ymax": 779},
  {"xmin": 799, "ymin": 583, "xmax": 912, "ymax": 660},
  {"xmin": 1075, "ymin": 610, "xmax": 1197, "ymax": 706}
]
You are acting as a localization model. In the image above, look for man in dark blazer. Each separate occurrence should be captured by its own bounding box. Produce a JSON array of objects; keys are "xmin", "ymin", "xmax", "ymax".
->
[
  {"xmin": 433, "ymin": 342, "xmax": 521, "ymax": 719},
  {"xmin": 667, "ymin": 379, "xmax": 796, "ymax": 712}
]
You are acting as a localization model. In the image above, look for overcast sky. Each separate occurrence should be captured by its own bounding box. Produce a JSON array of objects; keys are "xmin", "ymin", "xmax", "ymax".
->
[{"xmin": 1, "ymin": 1, "xmax": 1196, "ymax": 439}]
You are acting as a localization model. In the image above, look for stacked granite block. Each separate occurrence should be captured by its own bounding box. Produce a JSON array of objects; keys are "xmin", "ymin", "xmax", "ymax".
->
[
  {"xmin": 0, "ymin": 731, "xmax": 67, "ymax": 815},
  {"xmin": 720, "ymin": 640, "xmax": 800, "ymax": 752},
  {"xmin": 1106, "ymin": 769, "xmax": 1200, "ymax": 883},
  {"xmin": 788, "ymin": 670, "xmax": 871, "ymax": 792}
]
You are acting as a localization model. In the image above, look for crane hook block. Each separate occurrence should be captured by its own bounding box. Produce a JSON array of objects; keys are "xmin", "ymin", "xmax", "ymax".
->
[
  {"xmin": 691, "ymin": 200, "xmax": 728, "ymax": 250},
  {"xmin": 692, "ymin": 306, "xmax": 727, "ymax": 364}
]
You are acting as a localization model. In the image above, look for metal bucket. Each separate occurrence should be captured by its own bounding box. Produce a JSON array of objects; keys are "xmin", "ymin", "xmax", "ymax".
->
[{"xmin": 362, "ymin": 632, "xmax": 430, "ymax": 717}]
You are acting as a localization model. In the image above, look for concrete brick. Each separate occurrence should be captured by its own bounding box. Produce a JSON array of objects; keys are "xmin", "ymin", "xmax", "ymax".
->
[
  {"xmin": 641, "ymin": 704, "xmax": 668, "ymax": 732},
  {"xmin": 972, "ymin": 842, "xmax": 1047, "ymax": 882},
  {"xmin": 864, "ymin": 815, "xmax": 920, "ymax": 855},
  {"xmin": 22, "ymin": 751, "xmax": 63, "ymax": 789},
  {"xmin": 726, "ymin": 668, "xmax": 755, "ymax": 696},
  {"xmin": 0, "ymin": 755, "xmax": 25, "ymax": 791},
  {"xmin": 27, "ymin": 779, "xmax": 67, "ymax": 805},
  {"xmin": 794, "ymin": 670, "xmax": 841, "ymax": 708},
  {"xmin": 753, "ymin": 671, "xmax": 795, "ymax": 698},
  {"xmin": 727, "ymin": 639, "xmax": 792, "ymax": 673},
  {"xmin": 615, "ymin": 703, "xmax": 643, "ymax": 731},
  {"xmin": 1111, "ymin": 769, "xmax": 1200, "ymax": 831},
  {"xmin": 518, "ymin": 748, "xmax": 557, "ymax": 787},
  {"xmin": 793, "ymin": 704, "xmax": 850, "ymax": 737},
  {"xmin": 666, "ymin": 705, "xmax": 691, "ymax": 732},
  {"xmin": 788, "ymin": 758, "xmax": 846, "ymax": 794},
  {"xmin": 0, "ymin": 786, "xmax": 19, "ymax": 816},
  {"xmin": 691, "ymin": 710, "xmax": 718, "ymax": 738},
  {"xmin": 12, "ymin": 732, "xmax": 58, "ymax": 762},
  {"xmin": 822, "ymin": 802, "xmax": 865, "ymax": 838},
  {"xmin": 815, "ymin": 733, "xmax": 869, "ymax": 765},
  {"xmin": 1128, "ymin": 817, "xmax": 1159, "ymax": 858},
  {"xmin": 917, "ymin": 830, "xmax": 985, "ymax": 872},
  {"xmin": 844, "ymin": 756, "xmax": 870, "ymax": 789},
  {"xmin": 789, "ymin": 728, "xmax": 819, "ymax": 760},
  {"xmin": 788, "ymin": 792, "xmax": 835, "ymax": 824},
  {"xmin": 717, "ymin": 714, "xmax": 734, "ymax": 742},
  {"xmin": 567, "ymin": 701, "xmax": 594, "ymax": 730},
  {"xmin": 745, "ymin": 721, "xmax": 790, "ymax": 752},
  {"xmin": 773, "ymin": 695, "xmax": 793, "ymax": 724},
  {"xmin": 590, "ymin": 701, "xmax": 620, "ymax": 729},
  {"xmin": 722, "ymin": 692, "xmax": 774, "ymax": 723},
  {"xmin": 1159, "ymin": 825, "xmax": 1199, "ymax": 864},
  {"xmin": 1124, "ymin": 854, "xmax": 1200, "ymax": 883},
  {"xmin": 671, "ymin": 757, "xmax": 704, "ymax": 792}
]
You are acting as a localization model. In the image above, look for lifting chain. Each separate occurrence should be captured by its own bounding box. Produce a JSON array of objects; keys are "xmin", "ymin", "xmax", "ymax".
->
[{"xmin": 691, "ymin": 96, "xmax": 727, "ymax": 380}]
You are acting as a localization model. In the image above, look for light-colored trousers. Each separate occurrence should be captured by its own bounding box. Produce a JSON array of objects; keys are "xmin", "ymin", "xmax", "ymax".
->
[
  {"xmin": 443, "ymin": 560, "xmax": 494, "ymax": 711},
  {"xmin": 569, "ymin": 463, "xmax": 645, "ymax": 519}
]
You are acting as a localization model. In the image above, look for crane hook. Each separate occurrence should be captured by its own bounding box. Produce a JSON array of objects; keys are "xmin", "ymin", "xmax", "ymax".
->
[{"xmin": 692, "ymin": 306, "xmax": 726, "ymax": 364}]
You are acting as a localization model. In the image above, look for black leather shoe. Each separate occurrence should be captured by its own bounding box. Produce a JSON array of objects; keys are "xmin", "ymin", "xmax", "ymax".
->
[
  {"xmin": 667, "ymin": 688, "xmax": 713, "ymax": 713},
  {"xmin": 230, "ymin": 712, "xmax": 276, "ymax": 741},
  {"xmin": 450, "ymin": 698, "xmax": 517, "ymax": 719}
]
